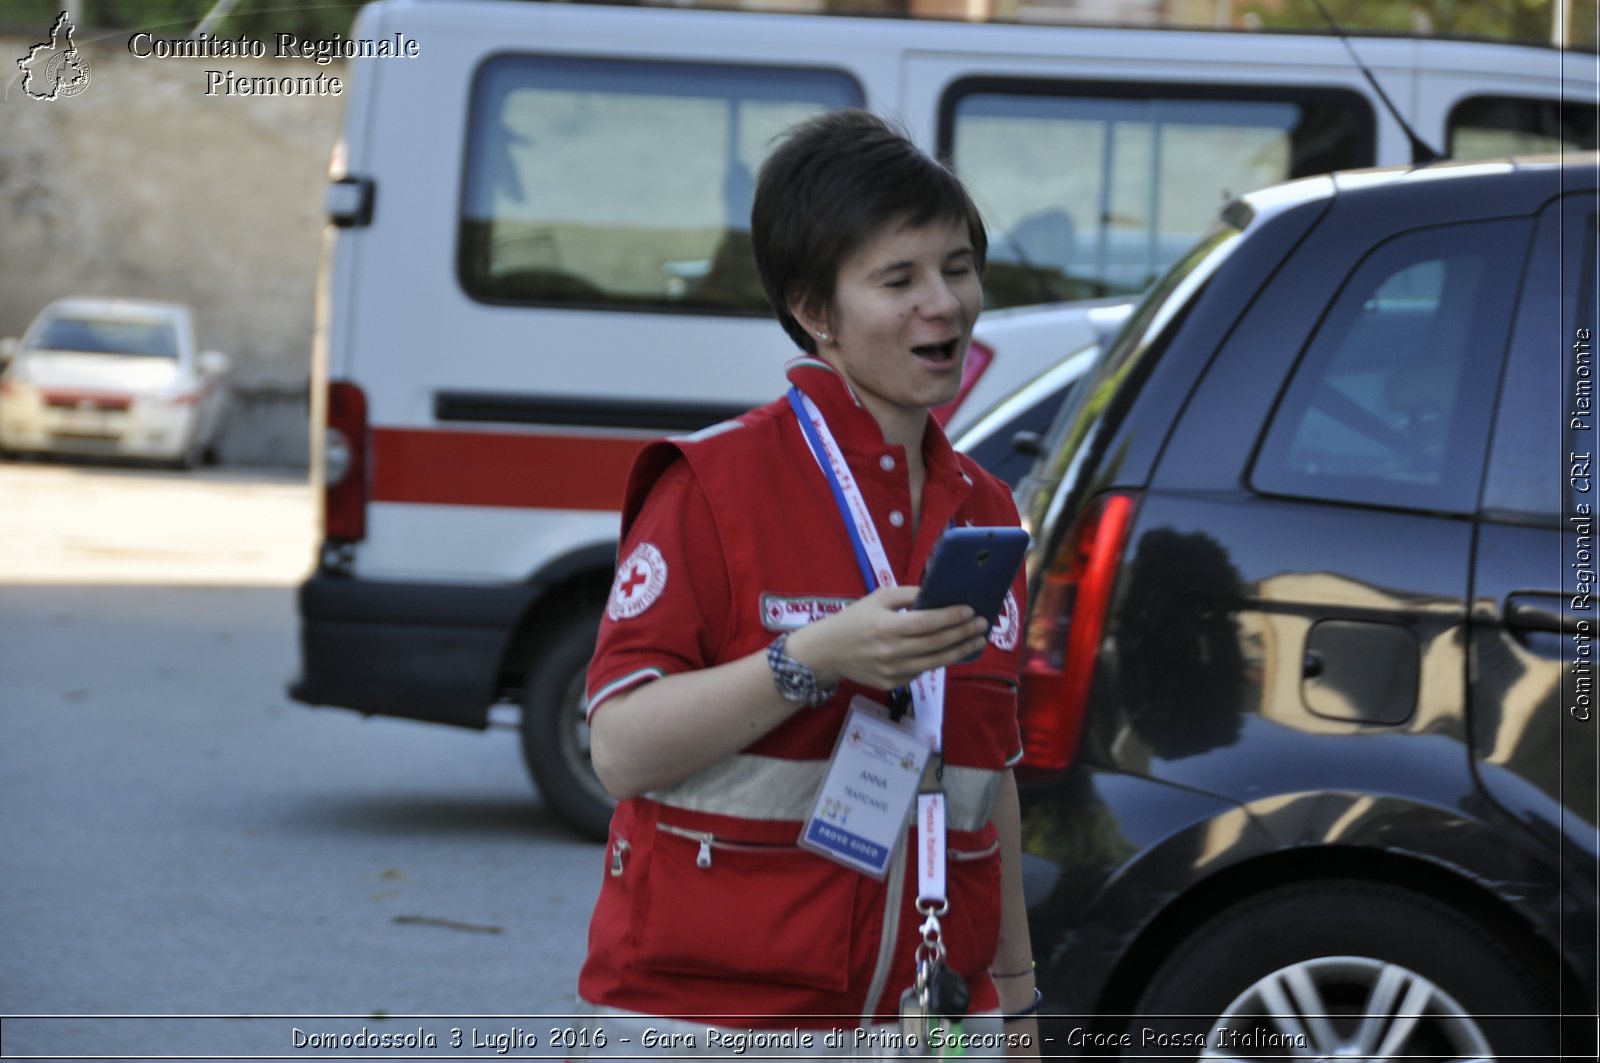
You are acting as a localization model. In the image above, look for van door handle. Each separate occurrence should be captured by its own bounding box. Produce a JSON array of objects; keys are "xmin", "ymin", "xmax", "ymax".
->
[{"xmin": 1504, "ymin": 591, "xmax": 1578, "ymax": 634}]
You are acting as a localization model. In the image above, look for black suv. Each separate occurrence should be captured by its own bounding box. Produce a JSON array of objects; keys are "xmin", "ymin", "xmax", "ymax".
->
[{"xmin": 1012, "ymin": 155, "xmax": 1598, "ymax": 1059}]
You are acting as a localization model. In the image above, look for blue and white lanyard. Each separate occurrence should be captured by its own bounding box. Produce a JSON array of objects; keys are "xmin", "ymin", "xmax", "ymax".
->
[{"xmin": 788, "ymin": 386, "xmax": 948, "ymax": 909}]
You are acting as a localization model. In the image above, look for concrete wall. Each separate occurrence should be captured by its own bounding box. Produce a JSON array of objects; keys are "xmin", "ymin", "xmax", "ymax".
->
[{"xmin": 1, "ymin": 32, "xmax": 345, "ymax": 467}]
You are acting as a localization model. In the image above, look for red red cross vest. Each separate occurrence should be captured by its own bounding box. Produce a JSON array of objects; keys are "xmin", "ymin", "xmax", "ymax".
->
[{"xmin": 579, "ymin": 359, "xmax": 1025, "ymax": 1026}]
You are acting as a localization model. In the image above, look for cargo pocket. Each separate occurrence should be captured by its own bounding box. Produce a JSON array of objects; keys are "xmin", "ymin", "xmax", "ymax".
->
[
  {"xmin": 943, "ymin": 833, "xmax": 1003, "ymax": 973},
  {"xmin": 633, "ymin": 824, "xmax": 859, "ymax": 991}
]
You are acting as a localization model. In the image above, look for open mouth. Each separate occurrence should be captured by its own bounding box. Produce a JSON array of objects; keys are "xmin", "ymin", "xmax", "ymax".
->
[{"xmin": 911, "ymin": 339, "xmax": 960, "ymax": 365}]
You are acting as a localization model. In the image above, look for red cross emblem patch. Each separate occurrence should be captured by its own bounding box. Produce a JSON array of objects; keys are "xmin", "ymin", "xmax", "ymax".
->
[
  {"xmin": 607, "ymin": 542, "xmax": 668, "ymax": 621},
  {"xmin": 989, "ymin": 589, "xmax": 1020, "ymax": 652}
]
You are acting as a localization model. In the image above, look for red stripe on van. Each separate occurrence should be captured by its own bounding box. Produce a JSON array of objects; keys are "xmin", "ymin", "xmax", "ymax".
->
[{"xmin": 370, "ymin": 428, "xmax": 646, "ymax": 511}]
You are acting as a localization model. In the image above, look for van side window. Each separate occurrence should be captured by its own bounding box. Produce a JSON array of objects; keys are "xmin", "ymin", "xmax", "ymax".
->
[
  {"xmin": 944, "ymin": 84, "xmax": 1371, "ymax": 310},
  {"xmin": 1252, "ymin": 218, "xmax": 1530, "ymax": 515},
  {"xmin": 459, "ymin": 57, "xmax": 860, "ymax": 313},
  {"xmin": 1449, "ymin": 96, "xmax": 1600, "ymax": 160}
]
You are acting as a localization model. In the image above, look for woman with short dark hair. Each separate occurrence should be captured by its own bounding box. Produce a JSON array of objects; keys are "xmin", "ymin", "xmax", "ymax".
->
[{"xmin": 575, "ymin": 109, "xmax": 1038, "ymax": 1059}]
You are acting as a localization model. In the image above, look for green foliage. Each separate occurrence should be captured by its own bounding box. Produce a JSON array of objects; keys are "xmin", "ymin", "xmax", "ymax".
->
[
  {"xmin": 2, "ymin": 1, "xmax": 364, "ymax": 41},
  {"xmin": 1238, "ymin": 0, "xmax": 1595, "ymax": 48}
]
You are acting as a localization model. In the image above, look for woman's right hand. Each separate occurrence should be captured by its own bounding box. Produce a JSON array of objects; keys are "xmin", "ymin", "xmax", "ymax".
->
[
  {"xmin": 590, "ymin": 586, "xmax": 988, "ymax": 799},
  {"xmin": 785, "ymin": 585, "xmax": 989, "ymax": 691}
]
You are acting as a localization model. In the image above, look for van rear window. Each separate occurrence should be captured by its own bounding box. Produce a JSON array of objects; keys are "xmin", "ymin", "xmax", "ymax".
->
[
  {"xmin": 459, "ymin": 56, "xmax": 860, "ymax": 313},
  {"xmin": 944, "ymin": 82, "xmax": 1371, "ymax": 310}
]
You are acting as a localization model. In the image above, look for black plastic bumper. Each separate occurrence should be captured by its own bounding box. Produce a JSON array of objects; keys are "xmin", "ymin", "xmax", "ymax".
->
[{"xmin": 288, "ymin": 572, "xmax": 541, "ymax": 729}]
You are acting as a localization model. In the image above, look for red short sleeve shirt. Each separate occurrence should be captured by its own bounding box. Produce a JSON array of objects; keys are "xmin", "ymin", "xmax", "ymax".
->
[{"xmin": 586, "ymin": 457, "xmax": 730, "ymax": 718}]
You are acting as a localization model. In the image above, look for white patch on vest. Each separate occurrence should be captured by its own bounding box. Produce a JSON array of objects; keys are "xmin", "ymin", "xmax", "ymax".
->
[
  {"xmin": 759, "ymin": 592, "xmax": 852, "ymax": 631},
  {"xmin": 990, "ymin": 589, "xmax": 1020, "ymax": 652},
  {"xmin": 608, "ymin": 542, "xmax": 668, "ymax": 620}
]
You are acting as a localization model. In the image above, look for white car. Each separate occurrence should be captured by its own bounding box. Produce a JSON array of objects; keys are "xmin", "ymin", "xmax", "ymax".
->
[{"xmin": 0, "ymin": 299, "xmax": 229, "ymax": 468}]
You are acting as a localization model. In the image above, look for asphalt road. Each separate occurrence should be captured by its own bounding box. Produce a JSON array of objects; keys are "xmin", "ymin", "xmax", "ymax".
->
[{"xmin": 0, "ymin": 461, "xmax": 602, "ymax": 1060}]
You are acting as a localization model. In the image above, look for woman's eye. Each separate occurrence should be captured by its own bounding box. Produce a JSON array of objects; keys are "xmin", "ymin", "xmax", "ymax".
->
[{"xmin": 884, "ymin": 278, "xmax": 911, "ymax": 288}]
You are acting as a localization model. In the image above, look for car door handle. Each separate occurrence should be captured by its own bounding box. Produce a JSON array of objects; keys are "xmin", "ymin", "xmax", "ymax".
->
[{"xmin": 1504, "ymin": 591, "xmax": 1580, "ymax": 634}]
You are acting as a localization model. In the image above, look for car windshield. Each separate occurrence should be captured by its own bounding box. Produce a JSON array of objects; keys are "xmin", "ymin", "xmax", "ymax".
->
[{"xmin": 31, "ymin": 315, "xmax": 180, "ymax": 359}]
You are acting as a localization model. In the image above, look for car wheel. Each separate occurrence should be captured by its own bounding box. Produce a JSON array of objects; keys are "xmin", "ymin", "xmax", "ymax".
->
[
  {"xmin": 519, "ymin": 600, "xmax": 615, "ymax": 842},
  {"xmin": 1132, "ymin": 880, "xmax": 1556, "ymax": 1060},
  {"xmin": 169, "ymin": 430, "xmax": 205, "ymax": 471}
]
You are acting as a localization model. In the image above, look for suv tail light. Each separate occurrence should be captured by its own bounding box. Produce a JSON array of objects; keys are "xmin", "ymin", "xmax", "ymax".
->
[
  {"xmin": 1018, "ymin": 491, "xmax": 1139, "ymax": 772},
  {"xmin": 323, "ymin": 380, "xmax": 369, "ymax": 542},
  {"xmin": 931, "ymin": 338, "xmax": 993, "ymax": 427}
]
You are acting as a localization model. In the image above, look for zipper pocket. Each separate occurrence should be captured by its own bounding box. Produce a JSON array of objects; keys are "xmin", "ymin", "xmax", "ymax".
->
[
  {"xmin": 949, "ymin": 839, "xmax": 1001, "ymax": 861},
  {"xmin": 657, "ymin": 823, "xmax": 798, "ymax": 869},
  {"xmin": 959, "ymin": 672, "xmax": 1018, "ymax": 692}
]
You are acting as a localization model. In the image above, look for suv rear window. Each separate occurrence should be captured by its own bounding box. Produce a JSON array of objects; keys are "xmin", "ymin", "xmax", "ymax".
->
[
  {"xmin": 1252, "ymin": 218, "xmax": 1530, "ymax": 514},
  {"xmin": 944, "ymin": 82, "xmax": 1371, "ymax": 310},
  {"xmin": 459, "ymin": 57, "xmax": 860, "ymax": 313}
]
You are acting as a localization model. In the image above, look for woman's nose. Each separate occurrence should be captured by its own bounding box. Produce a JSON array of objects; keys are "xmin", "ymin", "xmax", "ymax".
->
[{"xmin": 920, "ymin": 275, "xmax": 961, "ymax": 318}]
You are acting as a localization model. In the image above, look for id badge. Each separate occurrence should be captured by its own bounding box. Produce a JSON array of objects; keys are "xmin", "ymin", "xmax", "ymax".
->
[{"xmin": 799, "ymin": 696, "xmax": 930, "ymax": 878}]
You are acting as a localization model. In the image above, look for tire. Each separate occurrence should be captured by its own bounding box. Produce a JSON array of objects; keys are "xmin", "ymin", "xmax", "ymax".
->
[
  {"xmin": 519, "ymin": 601, "xmax": 615, "ymax": 842},
  {"xmin": 1131, "ymin": 880, "xmax": 1556, "ymax": 1061},
  {"xmin": 169, "ymin": 429, "xmax": 204, "ymax": 471}
]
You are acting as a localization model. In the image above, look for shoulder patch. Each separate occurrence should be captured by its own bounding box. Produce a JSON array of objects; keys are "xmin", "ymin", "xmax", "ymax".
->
[
  {"xmin": 989, "ymin": 589, "xmax": 1020, "ymax": 652},
  {"xmin": 608, "ymin": 542, "xmax": 668, "ymax": 620}
]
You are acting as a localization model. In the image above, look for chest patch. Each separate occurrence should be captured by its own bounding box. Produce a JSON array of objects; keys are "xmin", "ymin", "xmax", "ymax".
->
[
  {"xmin": 989, "ymin": 589, "xmax": 1020, "ymax": 652},
  {"xmin": 608, "ymin": 542, "xmax": 668, "ymax": 621},
  {"xmin": 760, "ymin": 593, "xmax": 853, "ymax": 632}
]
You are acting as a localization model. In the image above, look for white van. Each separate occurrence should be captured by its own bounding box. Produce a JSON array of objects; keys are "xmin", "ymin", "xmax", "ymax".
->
[{"xmin": 290, "ymin": 0, "xmax": 1599, "ymax": 839}]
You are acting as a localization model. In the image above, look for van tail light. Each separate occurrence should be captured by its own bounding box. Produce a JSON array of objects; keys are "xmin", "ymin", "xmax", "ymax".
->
[
  {"xmin": 1017, "ymin": 491, "xmax": 1139, "ymax": 772},
  {"xmin": 931, "ymin": 339, "xmax": 994, "ymax": 428},
  {"xmin": 323, "ymin": 380, "xmax": 369, "ymax": 542}
]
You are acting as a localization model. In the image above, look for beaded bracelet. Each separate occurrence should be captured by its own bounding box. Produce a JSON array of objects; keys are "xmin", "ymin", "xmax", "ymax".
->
[{"xmin": 1003, "ymin": 987, "xmax": 1044, "ymax": 1022}]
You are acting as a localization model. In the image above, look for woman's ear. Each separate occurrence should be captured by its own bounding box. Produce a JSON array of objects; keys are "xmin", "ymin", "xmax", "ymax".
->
[{"xmin": 788, "ymin": 298, "xmax": 831, "ymax": 346}]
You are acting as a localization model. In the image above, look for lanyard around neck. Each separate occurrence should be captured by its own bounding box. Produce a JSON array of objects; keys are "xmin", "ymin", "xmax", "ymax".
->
[
  {"xmin": 789, "ymin": 386, "xmax": 952, "ymax": 914},
  {"xmin": 787, "ymin": 387, "xmax": 945, "ymax": 754}
]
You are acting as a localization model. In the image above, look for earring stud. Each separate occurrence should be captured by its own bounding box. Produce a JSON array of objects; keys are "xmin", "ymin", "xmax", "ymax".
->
[{"xmin": 816, "ymin": 331, "xmax": 829, "ymax": 342}]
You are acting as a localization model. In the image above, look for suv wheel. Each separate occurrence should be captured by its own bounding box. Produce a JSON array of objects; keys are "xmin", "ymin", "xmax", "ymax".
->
[
  {"xmin": 1133, "ymin": 880, "xmax": 1555, "ymax": 1059},
  {"xmin": 519, "ymin": 602, "xmax": 615, "ymax": 842}
]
